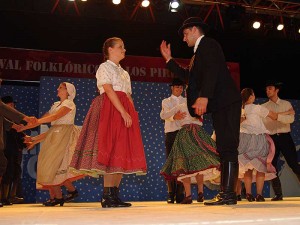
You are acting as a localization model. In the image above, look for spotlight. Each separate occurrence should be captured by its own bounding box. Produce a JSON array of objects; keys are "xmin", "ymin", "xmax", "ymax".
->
[
  {"xmin": 252, "ymin": 21, "xmax": 261, "ymax": 29},
  {"xmin": 112, "ymin": 0, "xmax": 121, "ymax": 4},
  {"xmin": 141, "ymin": 0, "xmax": 150, "ymax": 7},
  {"xmin": 169, "ymin": 0, "xmax": 179, "ymax": 12},
  {"xmin": 170, "ymin": 1, "xmax": 179, "ymax": 9},
  {"xmin": 277, "ymin": 24, "xmax": 284, "ymax": 31}
]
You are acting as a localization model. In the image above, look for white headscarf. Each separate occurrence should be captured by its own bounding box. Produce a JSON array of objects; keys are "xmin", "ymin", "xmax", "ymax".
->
[{"xmin": 64, "ymin": 82, "xmax": 76, "ymax": 100}]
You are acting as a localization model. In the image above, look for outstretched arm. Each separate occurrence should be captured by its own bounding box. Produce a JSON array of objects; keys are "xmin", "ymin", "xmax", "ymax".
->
[
  {"xmin": 24, "ymin": 132, "xmax": 47, "ymax": 150},
  {"xmin": 18, "ymin": 107, "xmax": 71, "ymax": 132},
  {"xmin": 37, "ymin": 106, "xmax": 71, "ymax": 124}
]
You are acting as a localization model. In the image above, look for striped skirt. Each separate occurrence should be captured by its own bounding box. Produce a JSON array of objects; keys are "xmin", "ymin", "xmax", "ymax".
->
[
  {"xmin": 160, "ymin": 124, "xmax": 220, "ymax": 186},
  {"xmin": 37, "ymin": 124, "xmax": 84, "ymax": 189},
  {"xmin": 238, "ymin": 133, "xmax": 276, "ymax": 181}
]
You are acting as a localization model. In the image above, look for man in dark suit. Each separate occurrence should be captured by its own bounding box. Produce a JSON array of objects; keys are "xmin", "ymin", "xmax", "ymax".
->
[
  {"xmin": 1, "ymin": 96, "xmax": 27, "ymax": 205},
  {"xmin": 160, "ymin": 17, "xmax": 242, "ymax": 205},
  {"xmin": 0, "ymin": 80, "xmax": 37, "ymax": 207}
]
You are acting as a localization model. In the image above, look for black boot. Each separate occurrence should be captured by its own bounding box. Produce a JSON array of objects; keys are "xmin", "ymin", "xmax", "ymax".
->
[
  {"xmin": 167, "ymin": 192, "xmax": 175, "ymax": 203},
  {"xmin": 44, "ymin": 198, "xmax": 64, "ymax": 206},
  {"xmin": 112, "ymin": 187, "xmax": 131, "ymax": 207},
  {"xmin": 270, "ymin": 177, "xmax": 283, "ymax": 201},
  {"xmin": 175, "ymin": 182, "xmax": 184, "ymax": 203},
  {"xmin": 101, "ymin": 187, "xmax": 118, "ymax": 208},
  {"xmin": 9, "ymin": 180, "xmax": 24, "ymax": 204},
  {"xmin": 204, "ymin": 161, "xmax": 239, "ymax": 206},
  {"xmin": 1, "ymin": 183, "xmax": 13, "ymax": 205},
  {"xmin": 43, "ymin": 199, "xmax": 54, "ymax": 205},
  {"xmin": 166, "ymin": 180, "xmax": 175, "ymax": 203},
  {"xmin": 64, "ymin": 189, "xmax": 79, "ymax": 202}
]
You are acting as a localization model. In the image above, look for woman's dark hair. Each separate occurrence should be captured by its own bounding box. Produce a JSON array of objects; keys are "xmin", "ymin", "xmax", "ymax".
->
[
  {"xmin": 102, "ymin": 37, "xmax": 122, "ymax": 61},
  {"xmin": 241, "ymin": 88, "xmax": 254, "ymax": 109}
]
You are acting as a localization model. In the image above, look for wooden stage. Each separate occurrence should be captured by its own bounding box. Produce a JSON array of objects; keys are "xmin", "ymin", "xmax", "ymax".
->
[{"xmin": 1, "ymin": 197, "xmax": 300, "ymax": 225}]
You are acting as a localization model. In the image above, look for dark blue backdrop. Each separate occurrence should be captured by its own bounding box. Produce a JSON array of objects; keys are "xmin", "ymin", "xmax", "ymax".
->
[{"xmin": 2, "ymin": 76, "xmax": 299, "ymax": 203}]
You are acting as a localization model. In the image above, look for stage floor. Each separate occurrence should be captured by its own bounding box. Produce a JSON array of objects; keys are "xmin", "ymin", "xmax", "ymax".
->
[{"xmin": 1, "ymin": 197, "xmax": 300, "ymax": 225}]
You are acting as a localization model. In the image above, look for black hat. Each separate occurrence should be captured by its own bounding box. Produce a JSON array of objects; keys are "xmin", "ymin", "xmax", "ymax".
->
[
  {"xmin": 1, "ymin": 96, "xmax": 16, "ymax": 104},
  {"xmin": 178, "ymin": 17, "xmax": 210, "ymax": 36},
  {"xmin": 169, "ymin": 78, "xmax": 185, "ymax": 87},
  {"xmin": 265, "ymin": 80, "xmax": 283, "ymax": 89}
]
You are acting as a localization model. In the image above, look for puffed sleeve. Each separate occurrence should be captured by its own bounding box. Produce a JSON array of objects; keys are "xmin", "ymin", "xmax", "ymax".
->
[
  {"xmin": 61, "ymin": 99, "xmax": 75, "ymax": 110},
  {"xmin": 96, "ymin": 63, "xmax": 112, "ymax": 90}
]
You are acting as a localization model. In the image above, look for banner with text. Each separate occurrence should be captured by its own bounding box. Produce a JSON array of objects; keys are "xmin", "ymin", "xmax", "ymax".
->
[{"xmin": 0, "ymin": 47, "xmax": 239, "ymax": 88}]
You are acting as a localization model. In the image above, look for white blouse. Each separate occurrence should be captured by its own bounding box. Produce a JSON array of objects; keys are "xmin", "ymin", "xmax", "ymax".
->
[
  {"xmin": 240, "ymin": 104, "xmax": 269, "ymax": 135},
  {"xmin": 96, "ymin": 60, "xmax": 132, "ymax": 95},
  {"xmin": 48, "ymin": 99, "xmax": 76, "ymax": 125}
]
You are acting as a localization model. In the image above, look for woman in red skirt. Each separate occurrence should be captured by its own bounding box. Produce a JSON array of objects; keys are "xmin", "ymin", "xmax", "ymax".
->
[{"xmin": 70, "ymin": 37, "xmax": 147, "ymax": 208}]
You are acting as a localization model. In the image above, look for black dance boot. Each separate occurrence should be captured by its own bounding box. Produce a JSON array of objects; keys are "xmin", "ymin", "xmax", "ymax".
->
[
  {"xmin": 197, "ymin": 192, "xmax": 204, "ymax": 202},
  {"xmin": 43, "ymin": 199, "xmax": 54, "ymax": 205},
  {"xmin": 175, "ymin": 182, "xmax": 185, "ymax": 203},
  {"xmin": 270, "ymin": 177, "xmax": 283, "ymax": 201},
  {"xmin": 112, "ymin": 187, "xmax": 131, "ymax": 207},
  {"xmin": 101, "ymin": 187, "xmax": 118, "ymax": 208},
  {"xmin": 64, "ymin": 189, "xmax": 79, "ymax": 202},
  {"xmin": 166, "ymin": 180, "xmax": 175, "ymax": 203},
  {"xmin": 44, "ymin": 198, "xmax": 64, "ymax": 206},
  {"xmin": 9, "ymin": 180, "xmax": 24, "ymax": 204},
  {"xmin": 1, "ymin": 184, "xmax": 13, "ymax": 205},
  {"xmin": 167, "ymin": 192, "xmax": 175, "ymax": 203},
  {"xmin": 204, "ymin": 161, "xmax": 239, "ymax": 206}
]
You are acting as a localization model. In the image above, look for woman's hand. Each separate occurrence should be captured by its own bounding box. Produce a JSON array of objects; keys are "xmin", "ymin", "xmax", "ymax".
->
[
  {"xmin": 23, "ymin": 135, "xmax": 33, "ymax": 143},
  {"xmin": 25, "ymin": 142, "xmax": 36, "ymax": 150},
  {"xmin": 24, "ymin": 136, "xmax": 37, "ymax": 150},
  {"xmin": 17, "ymin": 121, "xmax": 40, "ymax": 132},
  {"xmin": 121, "ymin": 111, "xmax": 132, "ymax": 128}
]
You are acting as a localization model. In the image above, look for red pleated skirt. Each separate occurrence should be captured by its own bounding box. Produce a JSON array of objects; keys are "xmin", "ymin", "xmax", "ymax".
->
[
  {"xmin": 70, "ymin": 92, "xmax": 147, "ymax": 176},
  {"xmin": 97, "ymin": 91, "xmax": 147, "ymax": 174}
]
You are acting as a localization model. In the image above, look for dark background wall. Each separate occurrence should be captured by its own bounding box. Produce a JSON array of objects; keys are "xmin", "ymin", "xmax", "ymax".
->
[{"xmin": 1, "ymin": 0, "xmax": 300, "ymax": 99}]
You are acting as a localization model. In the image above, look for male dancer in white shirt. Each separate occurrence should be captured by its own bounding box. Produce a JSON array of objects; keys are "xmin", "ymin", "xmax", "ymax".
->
[
  {"xmin": 262, "ymin": 80, "xmax": 300, "ymax": 201},
  {"xmin": 160, "ymin": 78, "xmax": 186, "ymax": 203}
]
